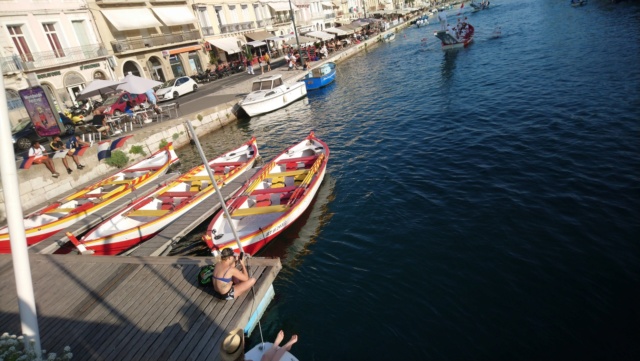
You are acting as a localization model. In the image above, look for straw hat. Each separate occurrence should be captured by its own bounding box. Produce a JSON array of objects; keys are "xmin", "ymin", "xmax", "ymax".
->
[{"xmin": 220, "ymin": 328, "xmax": 245, "ymax": 361}]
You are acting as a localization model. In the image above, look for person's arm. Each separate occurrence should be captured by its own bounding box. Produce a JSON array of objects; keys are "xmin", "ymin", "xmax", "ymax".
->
[{"xmin": 232, "ymin": 259, "xmax": 249, "ymax": 282}]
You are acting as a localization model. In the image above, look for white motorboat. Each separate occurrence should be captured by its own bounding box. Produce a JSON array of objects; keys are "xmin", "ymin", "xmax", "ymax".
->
[{"xmin": 238, "ymin": 74, "xmax": 307, "ymax": 117}]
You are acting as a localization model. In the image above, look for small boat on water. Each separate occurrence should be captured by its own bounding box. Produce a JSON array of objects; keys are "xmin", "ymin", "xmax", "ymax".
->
[
  {"xmin": 434, "ymin": 23, "xmax": 475, "ymax": 50},
  {"xmin": 415, "ymin": 15, "xmax": 429, "ymax": 28},
  {"xmin": 470, "ymin": 0, "xmax": 491, "ymax": 12},
  {"xmin": 204, "ymin": 132, "xmax": 329, "ymax": 256},
  {"xmin": 68, "ymin": 139, "xmax": 259, "ymax": 255},
  {"xmin": 383, "ymin": 33, "xmax": 396, "ymax": 42},
  {"xmin": 238, "ymin": 74, "xmax": 307, "ymax": 117},
  {"xmin": 571, "ymin": 0, "xmax": 587, "ymax": 7},
  {"xmin": 302, "ymin": 62, "xmax": 336, "ymax": 91},
  {"xmin": 0, "ymin": 144, "xmax": 179, "ymax": 253}
]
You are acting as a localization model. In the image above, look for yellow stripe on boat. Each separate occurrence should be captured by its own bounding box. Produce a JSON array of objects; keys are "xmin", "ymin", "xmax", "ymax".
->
[
  {"xmin": 187, "ymin": 175, "xmax": 223, "ymax": 181},
  {"xmin": 232, "ymin": 204, "xmax": 289, "ymax": 217},
  {"xmin": 127, "ymin": 209, "xmax": 171, "ymax": 217},
  {"xmin": 107, "ymin": 179, "xmax": 135, "ymax": 185},
  {"xmin": 270, "ymin": 169, "xmax": 309, "ymax": 177}
]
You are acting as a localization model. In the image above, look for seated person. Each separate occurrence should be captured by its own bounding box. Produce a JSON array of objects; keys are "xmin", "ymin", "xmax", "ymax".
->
[
  {"xmin": 91, "ymin": 110, "xmax": 110, "ymax": 137},
  {"xmin": 212, "ymin": 248, "xmax": 255, "ymax": 300},
  {"xmin": 50, "ymin": 136, "xmax": 86, "ymax": 174},
  {"xmin": 28, "ymin": 141, "xmax": 59, "ymax": 178}
]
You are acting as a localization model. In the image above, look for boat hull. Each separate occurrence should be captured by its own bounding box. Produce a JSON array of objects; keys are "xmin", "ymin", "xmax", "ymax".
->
[
  {"xmin": 303, "ymin": 62, "xmax": 336, "ymax": 90},
  {"xmin": 0, "ymin": 145, "xmax": 178, "ymax": 254},
  {"xmin": 239, "ymin": 82, "xmax": 307, "ymax": 117},
  {"xmin": 74, "ymin": 139, "xmax": 258, "ymax": 255}
]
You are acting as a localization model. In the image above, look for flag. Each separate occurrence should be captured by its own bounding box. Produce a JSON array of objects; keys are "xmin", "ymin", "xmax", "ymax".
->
[
  {"xmin": 110, "ymin": 135, "xmax": 133, "ymax": 151},
  {"xmin": 20, "ymin": 156, "xmax": 35, "ymax": 169},
  {"xmin": 75, "ymin": 145, "xmax": 90, "ymax": 157},
  {"xmin": 97, "ymin": 140, "xmax": 111, "ymax": 161}
]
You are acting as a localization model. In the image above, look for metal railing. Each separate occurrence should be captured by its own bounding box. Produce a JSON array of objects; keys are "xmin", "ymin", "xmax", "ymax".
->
[
  {"xmin": 272, "ymin": 16, "xmax": 292, "ymax": 26},
  {"xmin": 111, "ymin": 29, "xmax": 200, "ymax": 53},
  {"xmin": 202, "ymin": 26, "xmax": 215, "ymax": 36},
  {"xmin": 2, "ymin": 43, "xmax": 108, "ymax": 73},
  {"xmin": 256, "ymin": 19, "xmax": 273, "ymax": 27},
  {"xmin": 325, "ymin": 13, "xmax": 336, "ymax": 19},
  {"xmin": 219, "ymin": 21, "xmax": 255, "ymax": 34}
]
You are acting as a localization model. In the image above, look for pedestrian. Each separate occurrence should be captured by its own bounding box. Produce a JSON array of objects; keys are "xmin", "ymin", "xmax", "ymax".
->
[
  {"xmin": 438, "ymin": 10, "xmax": 447, "ymax": 30},
  {"xmin": 145, "ymin": 88, "xmax": 160, "ymax": 112},
  {"xmin": 259, "ymin": 55, "xmax": 265, "ymax": 74},
  {"xmin": 246, "ymin": 58, "xmax": 254, "ymax": 75},
  {"xmin": 212, "ymin": 248, "xmax": 256, "ymax": 300},
  {"xmin": 50, "ymin": 136, "xmax": 86, "ymax": 174},
  {"xmin": 263, "ymin": 52, "xmax": 271, "ymax": 72}
]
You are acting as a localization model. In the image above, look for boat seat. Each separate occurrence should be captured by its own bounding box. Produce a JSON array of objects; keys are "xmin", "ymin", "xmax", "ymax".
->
[
  {"xmin": 232, "ymin": 204, "xmax": 289, "ymax": 217},
  {"xmin": 127, "ymin": 209, "xmax": 170, "ymax": 217},
  {"xmin": 250, "ymin": 185, "xmax": 298, "ymax": 195},
  {"xmin": 255, "ymin": 194, "xmax": 271, "ymax": 207},
  {"xmin": 187, "ymin": 175, "xmax": 221, "ymax": 181},
  {"xmin": 276, "ymin": 155, "xmax": 318, "ymax": 165}
]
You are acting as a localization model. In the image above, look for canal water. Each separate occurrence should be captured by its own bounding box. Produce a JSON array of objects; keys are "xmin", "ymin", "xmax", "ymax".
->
[{"xmin": 171, "ymin": 0, "xmax": 640, "ymax": 359}]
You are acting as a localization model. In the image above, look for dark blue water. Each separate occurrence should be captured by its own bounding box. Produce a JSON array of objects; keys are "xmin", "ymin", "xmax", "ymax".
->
[{"xmin": 173, "ymin": 0, "xmax": 640, "ymax": 359}]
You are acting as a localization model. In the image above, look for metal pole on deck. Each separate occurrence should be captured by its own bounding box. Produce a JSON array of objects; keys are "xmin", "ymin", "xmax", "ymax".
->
[
  {"xmin": 184, "ymin": 120, "xmax": 244, "ymax": 253},
  {"xmin": 0, "ymin": 73, "xmax": 42, "ymax": 355},
  {"xmin": 288, "ymin": 0, "xmax": 305, "ymax": 68}
]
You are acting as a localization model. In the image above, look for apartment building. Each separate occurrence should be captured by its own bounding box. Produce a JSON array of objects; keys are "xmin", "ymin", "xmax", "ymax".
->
[
  {"xmin": 0, "ymin": 0, "xmax": 110, "ymax": 125},
  {"xmin": 86, "ymin": 0, "xmax": 205, "ymax": 82}
]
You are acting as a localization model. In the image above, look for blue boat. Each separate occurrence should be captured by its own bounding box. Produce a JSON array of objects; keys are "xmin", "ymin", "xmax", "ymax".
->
[{"xmin": 302, "ymin": 62, "xmax": 336, "ymax": 90}]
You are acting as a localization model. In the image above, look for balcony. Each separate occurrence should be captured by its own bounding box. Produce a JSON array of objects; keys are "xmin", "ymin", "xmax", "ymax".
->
[
  {"xmin": 272, "ymin": 16, "xmax": 292, "ymax": 26},
  {"xmin": 220, "ymin": 21, "xmax": 255, "ymax": 34},
  {"xmin": 202, "ymin": 26, "xmax": 215, "ymax": 36},
  {"xmin": 311, "ymin": 13, "xmax": 324, "ymax": 20},
  {"xmin": 2, "ymin": 44, "xmax": 108, "ymax": 74},
  {"xmin": 325, "ymin": 12, "xmax": 336, "ymax": 19},
  {"xmin": 256, "ymin": 19, "xmax": 273, "ymax": 28},
  {"xmin": 111, "ymin": 29, "xmax": 200, "ymax": 53}
]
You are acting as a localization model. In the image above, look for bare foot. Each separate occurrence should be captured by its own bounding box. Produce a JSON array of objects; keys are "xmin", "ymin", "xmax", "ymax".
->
[
  {"xmin": 283, "ymin": 335, "xmax": 298, "ymax": 351},
  {"xmin": 274, "ymin": 330, "xmax": 284, "ymax": 347}
]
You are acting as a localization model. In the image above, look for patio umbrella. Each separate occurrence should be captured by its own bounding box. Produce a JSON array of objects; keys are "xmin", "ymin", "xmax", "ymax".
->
[
  {"xmin": 285, "ymin": 36, "xmax": 317, "ymax": 47},
  {"xmin": 116, "ymin": 74, "xmax": 163, "ymax": 94},
  {"xmin": 77, "ymin": 79, "xmax": 124, "ymax": 100}
]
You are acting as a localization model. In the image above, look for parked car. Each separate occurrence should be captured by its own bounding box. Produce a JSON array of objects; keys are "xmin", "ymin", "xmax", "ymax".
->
[
  {"xmin": 156, "ymin": 77, "xmax": 198, "ymax": 102},
  {"xmin": 12, "ymin": 115, "xmax": 75, "ymax": 150},
  {"xmin": 94, "ymin": 91, "xmax": 148, "ymax": 116}
]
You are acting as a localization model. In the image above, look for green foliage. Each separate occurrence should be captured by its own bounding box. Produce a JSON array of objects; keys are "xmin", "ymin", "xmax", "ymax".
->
[
  {"xmin": 196, "ymin": 114, "xmax": 203, "ymax": 121},
  {"xmin": 129, "ymin": 145, "xmax": 146, "ymax": 156},
  {"xmin": 0, "ymin": 332, "xmax": 73, "ymax": 360},
  {"xmin": 208, "ymin": 51, "xmax": 218, "ymax": 65},
  {"xmin": 105, "ymin": 150, "xmax": 129, "ymax": 168},
  {"xmin": 172, "ymin": 133, "xmax": 180, "ymax": 140},
  {"xmin": 158, "ymin": 139, "xmax": 168, "ymax": 149}
]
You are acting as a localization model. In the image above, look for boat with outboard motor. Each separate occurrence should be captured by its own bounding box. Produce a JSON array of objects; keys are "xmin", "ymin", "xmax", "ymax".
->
[
  {"xmin": 434, "ymin": 22, "xmax": 475, "ymax": 50},
  {"xmin": 67, "ymin": 139, "xmax": 258, "ymax": 255},
  {"xmin": 0, "ymin": 144, "xmax": 179, "ymax": 253},
  {"xmin": 302, "ymin": 62, "xmax": 336, "ymax": 90},
  {"xmin": 238, "ymin": 74, "xmax": 307, "ymax": 117},
  {"xmin": 204, "ymin": 132, "xmax": 329, "ymax": 256}
]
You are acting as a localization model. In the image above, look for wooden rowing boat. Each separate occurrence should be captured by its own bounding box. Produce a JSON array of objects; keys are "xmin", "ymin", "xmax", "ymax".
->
[
  {"xmin": 0, "ymin": 144, "xmax": 179, "ymax": 253},
  {"xmin": 69, "ymin": 138, "xmax": 259, "ymax": 255},
  {"xmin": 204, "ymin": 132, "xmax": 329, "ymax": 256}
]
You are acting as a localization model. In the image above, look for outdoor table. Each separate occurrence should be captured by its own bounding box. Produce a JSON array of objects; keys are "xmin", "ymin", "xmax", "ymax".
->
[{"xmin": 158, "ymin": 103, "xmax": 179, "ymax": 121}]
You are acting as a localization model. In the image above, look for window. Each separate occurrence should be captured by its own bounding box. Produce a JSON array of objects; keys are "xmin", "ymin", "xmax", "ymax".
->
[
  {"xmin": 253, "ymin": 4, "xmax": 263, "ymax": 21},
  {"xmin": 8, "ymin": 25, "xmax": 33, "ymax": 62},
  {"xmin": 242, "ymin": 5, "xmax": 250, "ymax": 21},
  {"xmin": 228, "ymin": 5, "xmax": 239, "ymax": 24},
  {"xmin": 43, "ymin": 23, "xmax": 65, "ymax": 58},
  {"xmin": 215, "ymin": 6, "xmax": 227, "ymax": 26},
  {"xmin": 197, "ymin": 6, "xmax": 212, "ymax": 27}
]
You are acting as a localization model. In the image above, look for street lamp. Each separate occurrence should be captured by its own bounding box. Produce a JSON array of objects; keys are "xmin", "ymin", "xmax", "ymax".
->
[{"xmin": 288, "ymin": 0, "xmax": 306, "ymax": 68}]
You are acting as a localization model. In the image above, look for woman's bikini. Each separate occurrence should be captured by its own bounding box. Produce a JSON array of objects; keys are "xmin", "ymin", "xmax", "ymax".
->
[{"xmin": 213, "ymin": 266, "xmax": 235, "ymax": 300}]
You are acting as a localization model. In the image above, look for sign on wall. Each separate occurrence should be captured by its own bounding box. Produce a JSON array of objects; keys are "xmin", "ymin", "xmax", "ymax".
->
[{"xmin": 18, "ymin": 86, "xmax": 62, "ymax": 137}]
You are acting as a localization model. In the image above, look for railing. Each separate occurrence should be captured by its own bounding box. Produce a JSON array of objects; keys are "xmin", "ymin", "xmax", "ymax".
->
[
  {"xmin": 272, "ymin": 16, "xmax": 292, "ymax": 26},
  {"xmin": 202, "ymin": 26, "xmax": 215, "ymax": 36},
  {"xmin": 311, "ymin": 13, "xmax": 324, "ymax": 20},
  {"xmin": 325, "ymin": 12, "xmax": 336, "ymax": 19},
  {"xmin": 111, "ymin": 29, "xmax": 200, "ymax": 53},
  {"xmin": 256, "ymin": 19, "xmax": 273, "ymax": 27},
  {"xmin": 2, "ymin": 44, "xmax": 108, "ymax": 73},
  {"xmin": 220, "ymin": 21, "xmax": 255, "ymax": 34}
]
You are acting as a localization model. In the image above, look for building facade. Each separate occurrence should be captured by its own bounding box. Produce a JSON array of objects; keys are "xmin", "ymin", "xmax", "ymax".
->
[{"xmin": 1, "ymin": 0, "xmax": 110, "ymax": 125}]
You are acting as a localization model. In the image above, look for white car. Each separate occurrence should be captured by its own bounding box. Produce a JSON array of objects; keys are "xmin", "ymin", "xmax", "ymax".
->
[{"xmin": 156, "ymin": 76, "xmax": 198, "ymax": 102}]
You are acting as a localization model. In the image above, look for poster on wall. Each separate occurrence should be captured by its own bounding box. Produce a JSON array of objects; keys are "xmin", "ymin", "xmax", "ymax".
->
[{"xmin": 18, "ymin": 86, "xmax": 61, "ymax": 137}]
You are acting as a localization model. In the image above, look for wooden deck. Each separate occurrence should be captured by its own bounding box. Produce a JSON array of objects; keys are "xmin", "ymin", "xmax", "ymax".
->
[
  {"xmin": 0, "ymin": 254, "xmax": 281, "ymax": 361},
  {"xmin": 30, "ymin": 173, "xmax": 180, "ymax": 254},
  {"xmin": 129, "ymin": 168, "xmax": 260, "ymax": 257}
]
